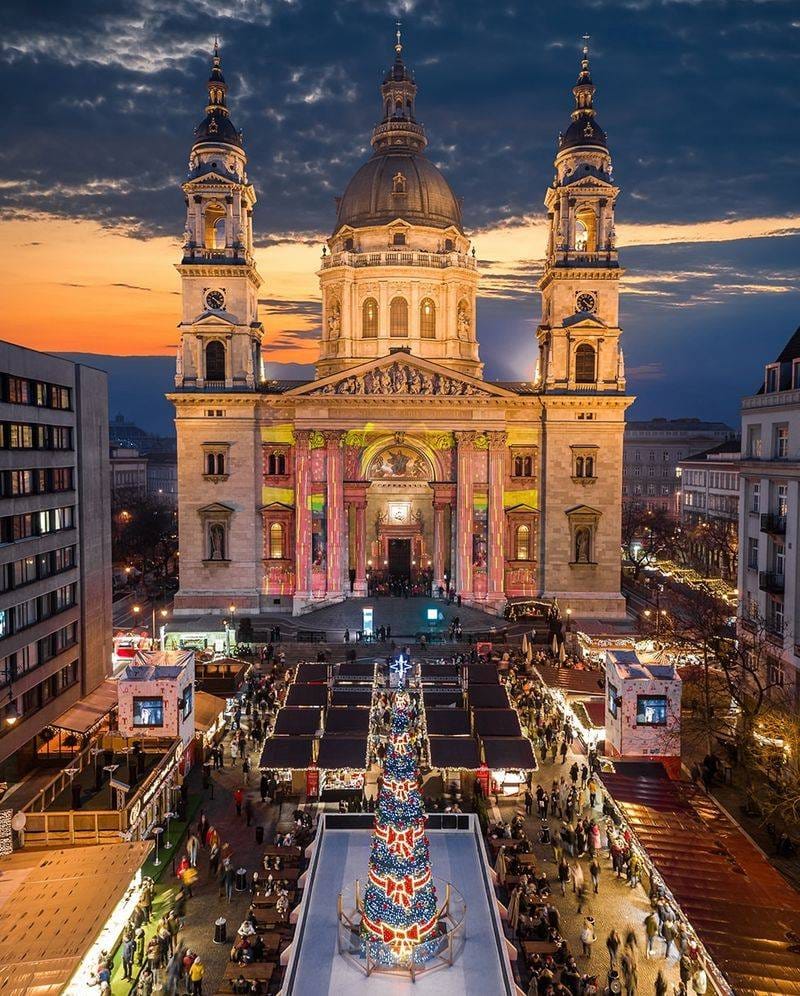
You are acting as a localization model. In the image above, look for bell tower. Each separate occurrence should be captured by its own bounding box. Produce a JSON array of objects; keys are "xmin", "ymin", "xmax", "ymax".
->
[
  {"xmin": 536, "ymin": 38, "xmax": 625, "ymax": 394},
  {"xmin": 175, "ymin": 43, "xmax": 263, "ymax": 389}
]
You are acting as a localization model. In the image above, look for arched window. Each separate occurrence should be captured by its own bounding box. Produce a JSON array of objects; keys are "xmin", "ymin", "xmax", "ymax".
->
[
  {"xmin": 575, "ymin": 344, "xmax": 596, "ymax": 383},
  {"xmin": 362, "ymin": 298, "xmax": 378, "ymax": 338},
  {"xmin": 205, "ymin": 340, "xmax": 226, "ymax": 381},
  {"xmin": 585, "ymin": 456, "xmax": 594, "ymax": 478},
  {"xmin": 574, "ymin": 208, "xmax": 597, "ymax": 252},
  {"xmin": 575, "ymin": 220, "xmax": 589, "ymax": 252},
  {"xmin": 513, "ymin": 456, "xmax": 523, "ymax": 477},
  {"xmin": 516, "ymin": 524, "xmax": 530, "ymax": 561},
  {"xmin": 390, "ymin": 297, "xmax": 408, "ymax": 337},
  {"xmin": 206, "ymin": 453, "xmax": 216, "ymax": 476},
  {"xmin": 269, "ymin": 522, "xmax": 284, "ymax": 559},
  {"xmin": 212, "ymin": 217, "xmax": 225, "ymax": 250},
  {"xmin": 215, "ymin": 453, "xmax": 225, "ymax": 475},
  {"xmin": 575, "ymin": 456, "xmax": 584, "ymax": 478},
  {"xmin": 523, "ymin": 456, "xmax": 533, "ymax": 477},
  {"xmin": 420, "ymin": 298, "xmax": 436, "ymax": 338},
  {"xmin": 267, "ymin": 452, "xmax": 287, "ymax": 477}
]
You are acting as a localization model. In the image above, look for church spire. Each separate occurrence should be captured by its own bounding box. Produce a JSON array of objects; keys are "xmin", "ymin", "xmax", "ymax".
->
[
  {"xmin": 371, "ymin": 25, "xmax": 426, "ymax": 152},
  {"xmin": 193, "ymin": 40, "xmax": 243, "ymax": 151},
  {"xmin": 558, "ymin": 35, "xmax": 607, "ymax": 153},
  {"xmin": 206, "ymin": 38, "xmax": 229, "ymax": 116}
]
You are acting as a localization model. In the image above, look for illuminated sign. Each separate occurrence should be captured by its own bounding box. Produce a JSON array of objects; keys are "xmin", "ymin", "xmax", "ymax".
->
[{"xmin": 362, "ymin": 606, "xmax": 374, "ymax": 636}]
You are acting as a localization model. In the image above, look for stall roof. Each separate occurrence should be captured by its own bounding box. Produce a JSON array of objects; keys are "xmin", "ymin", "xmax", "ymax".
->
[
  {"xmin": 481, "ymin": 737, "xmax": 536, "ymax": 770},
  {"xmin": 274, "ymin": 707, "xmax": 323, "ymax": 736},
  {"xmin": 428, "ymin": 736, "xmax": 481, "ymax": 770},
  {"xmin": 286, "ymin": 684, "xmax": 328, "ymax": 707},
  {"xmin": 535, "ymin": 664, "xmax": 605, "ymax": 697},
  {"xmin": 423, "ymin": 689, "xmax": 465, "ymax": 708},
  {"xmin": 260, "ymin": 736, "xmax": 315, "ymax": 770},
  {"xmin": 330, "ymin": 687, "xmax": 373, "ymax": 707},
  {"xmin": 316, "ymin": 736, "xmax": 368, "ymax": 770},
  {"xmin": 335, "ymin": 661, "xmax": 376, "ymax": 681},
  {"xmin": 467, "ymin": 685, "xmax": 509, "ymax": 709},
  {"xmin": 0, "ymin": 841, "xmax": 151, "ymax": 995},
  {"xmin": 194, "ymin": 690, "xmax": 228, "ymax": 733},
  {"xmin": 472, "ymin": 709, "xmax": 522, "ymax": 738},
  {"xmin": 325, "ymin": 707, "xmax": 370, "ymax": 735},
  {"xmin": 52, "ymin": 679, "xmax": 118, "ymax": 734},
  {"xmin": 603, "ymin": 766, "xmax": 800, "ymax": 996},
  {"xmin": 294, "ymin": 662, "xmax": 328, "ymax": 684},
  {"xmin": 425, "ymin": 708, "xmax": 472, "ymax": 737},
  {"xmin": 420, "ymin": 662, "xmax": 460, "ymax": 682},
  {"xmin": 464, "ymin": 663, "xmax": 500, "ymax": 685}
]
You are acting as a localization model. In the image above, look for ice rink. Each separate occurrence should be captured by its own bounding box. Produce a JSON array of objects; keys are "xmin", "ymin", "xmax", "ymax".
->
[{"xmin": 284, "ymin": 821, "xmax": 517, "ymax": 995}]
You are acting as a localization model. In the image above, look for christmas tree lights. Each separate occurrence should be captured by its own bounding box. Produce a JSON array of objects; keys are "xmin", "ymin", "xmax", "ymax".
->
[{"xmin": 362, "ymin": 690, "xmax": 439, "ymax": 965}]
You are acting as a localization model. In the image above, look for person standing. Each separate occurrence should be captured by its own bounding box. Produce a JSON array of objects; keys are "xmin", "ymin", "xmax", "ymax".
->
[
  {"xmin": 244, "ymin": 796, "xmax": 254, "ymax": 827},
  {"xmin": 691, "ymin": 964, "xmax": 708, "ymax": 995},
  {"xmin": 589, "ymin": 856, "xmax": 601, "ymax": 894},
  {"xmin": 189, "ymin": 955, "xmax": 205, "ymax": 995},
  {"xmin": 558, "ymin": 857, "xmax": 570, "ymax": 896},
  {"xmin": 121, "ymin": 934, "xmax": 136, "ymax": 981},
  {"xmin": 580, "ymin": 917, "xmax": 597, "ymax": 958},
  {"xmin": 234, "ymin": 787, "xmax": 243, "ymax": 818},
  {"xmin": 644, "ymin": 911, "xmax": 659, "ymax": 958},
  {"xmin": 524, "ymin": 787, "xmax": 533, "ymax": 816},
  {"xmin": 606, "ymin": 928, "xmax": 621, "ymax": 969},
  {"xmin": 187, "ymin": 831, "xmax": 199, "ymax": 868}
]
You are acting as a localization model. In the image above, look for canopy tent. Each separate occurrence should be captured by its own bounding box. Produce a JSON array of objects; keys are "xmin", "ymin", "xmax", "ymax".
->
[
  {"xmin": 259, "ymin": 736, "xmax": 315, "ymax": 770},
  {"xmin": 294, "ymin": 662, "xmax": 328, "ymax": 684},
  {"xmin": 466, "ymin": 685, "xmax": 510, "ymax": 709},
  {"xmin": 330, "ymin": 687, "xmax": 373, "ymax": 707},
  {"xmin": 316, "ymin": 736, "xmax": 368, "ymax": 770},
  {"xmin": 273, "ymin": 707, "xmax": 323, "ymax": 736},
  {"xmin": 51, "ymin": 679, "xmax": 118, "ymax": 735},
  {"xmin": 425, "ymin": 708, "xmax": 472, "ymax": 737},
  {"xmin": 285, "ymin": 684, "xmax": 328, "ymax": 707},
  {"xmin": 334, "ymin": 661, "xmax": 376, "ymax": 681},
  {"xmin": 481, "ymin": 737, "xmax": 537, "ymax": 770},
  {"xmin": 324, "ymin": 707, "xmax": 370, "ymax": 735},
  {"xmin": 193, "ymin": 690, "xmax": 228, "ymax": 733},
  {"xmin": 463, "ymin": 663, "xmax": 500, "ymax": 685},
  {"xmin": 472, "ymin": 709, "xmax": 523, "ymax": 738},
  {"xmin": 603, "ymin": 766, "xmax": 800, "ymax": 996},
  {"xmin": 420, "ymin": 662, "xmax": 461, "ymax": 682},
  {"xmin": 422, "ymin": 689, "xmax": 464, "ymax": 708},
  {"xmin": 428, "ymin": 736, "xmax": 481, "ymax": 770}
]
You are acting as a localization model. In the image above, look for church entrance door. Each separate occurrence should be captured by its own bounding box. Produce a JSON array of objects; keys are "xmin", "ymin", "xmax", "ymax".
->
[{"xmin": 388, "ymin": 538, "xmax": 412, "ymax": 580}]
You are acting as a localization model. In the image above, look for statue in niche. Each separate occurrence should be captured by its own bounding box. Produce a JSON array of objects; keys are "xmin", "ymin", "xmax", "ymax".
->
[
  {"xmin": 392, "ymin": 172, "xmax": 407, "ymax": 194},
  {"xmin": 575, "ymin": 527, "xmax": 591, "ymax": 564},
  {"xmin": 208, "ymin": 522, "xmax": 226, "ymax": 561},
  {"xmin": 328, "ymin": 302, "xmax": 341, "ymax": 339},
  {"xmin": 457, "ymin": 303, "xmax": 471, "ymax": 339}
]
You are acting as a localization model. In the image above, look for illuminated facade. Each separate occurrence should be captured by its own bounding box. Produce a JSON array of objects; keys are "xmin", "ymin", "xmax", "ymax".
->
[{"xmin": 169, "ymin": 39, "xmax": 632, "ymax": 619}]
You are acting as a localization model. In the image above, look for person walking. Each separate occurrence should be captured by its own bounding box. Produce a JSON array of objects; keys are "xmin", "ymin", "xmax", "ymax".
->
[
  {"xmin": 662, "ymin": 918, "xmax": 676, "ymax": 959},
  {"xmin": 557, "ymin": 857, "xmax": 570, "ymax": 896},
  {"xmin": 606, "ymin": 928, "xmax": 621, "ymax": 969},
  {"xmin": 621, "ymin": 952, "xmax": 638, "ymax": 996},
  {"xmin": 244, "ymin": 796, "xmax": 254, "ymax": 827},
  {"xmin": 655, "ymin": 970, "xmax": 668, "ymax": 996},
  {"xmin": 691, "ymin": 965, "xmax": 708, "ymax": 995},
  {"xmin": 645, "ymin": 911, "xmax": 659, "ymax": 958},
  {"xmin": 234, "ymin": 787, "xmax": 243, "ymax": 818},
  {"xmin": 560, "ymin": 739, "xmax": 568, "ymax": 764},
  {"xmin": 580, "ymin": 917, "xmax": 597, "ymax": 958},
  {"xmin": 189, "ymin": 955, "xmax": 205, "ymax": 995},
  {"xmin": 224, "ymin": 861, "xmax": 236, "ymax": 903},
  {"xmin": 187, "ymin": 831, "xmax": 199, "ymax": 868},
  {"xmin": 589, "ymin": 856, "xmax": 601, "ymax": 894},
  {"xmin": 121, "ymin": 934, "xmax": 136, "ymax": 981},
  {"xmin": 524, "ymin": 787, "xmax": 533, "ymax": 816},
  {"xmin": 260, "ymin": 772, "xmax": 270, "ymax": 803}
]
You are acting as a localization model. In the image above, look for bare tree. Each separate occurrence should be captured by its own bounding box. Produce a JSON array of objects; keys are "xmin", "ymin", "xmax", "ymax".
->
[{"xmin": 621, "ymin": 504, "xmax": 679, "ymax": 581}]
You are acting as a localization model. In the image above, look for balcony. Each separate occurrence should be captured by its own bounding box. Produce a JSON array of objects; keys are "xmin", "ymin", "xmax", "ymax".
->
[
  {"xmin": 759, "ymin": 571, "xmax": 785, "ymax": 594},
  {"xmin": 760, "ymin": 513, "xmax": 787, "ymax": 535},
  {"xmin": 321, "ymin": 249, "xmax": 476, "ymax": 271},
  {"xmin": 180, "ymin": 246, "xmax": 252, "ymax": 266}
]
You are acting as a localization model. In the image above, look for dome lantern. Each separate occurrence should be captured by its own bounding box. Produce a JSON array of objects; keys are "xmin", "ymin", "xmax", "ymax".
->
[{"xmin": 192, "ymin": 41, "xmax": 244, "ymax": 151}]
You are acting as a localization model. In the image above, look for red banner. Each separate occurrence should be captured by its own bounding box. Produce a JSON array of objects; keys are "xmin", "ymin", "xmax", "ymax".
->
[{"xmin": 306, "ymin": 765, "xmax": 319, "ymax": 798}]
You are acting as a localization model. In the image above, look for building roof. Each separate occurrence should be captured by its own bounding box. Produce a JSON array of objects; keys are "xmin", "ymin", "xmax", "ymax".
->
[
  {"xmin": 260, "ymin": 736, "xmax": 315, "ymax": 770},
  {"xmin": 602, "ymin": 768, "xmax": 800, "ymax": 996},
  {"xmin": 51, "ymin": 678, "xmax": 118, "ymax": 734},
  {"xmin": 534, "ymin": 664, "xmax": 605, "ymax": 697},
  {"xmin": 0, "ymin": 842, "xmax": 151, "ymax": 995},
  {"xmin": 285, "ymin": 684, "xmax": 328, "ymax": 708},
  {"xmin": 472, "ymin": 709, "xmax": 522, "ymax": 738},
  {"xmin": 428, "ymin": 735, "xmax": 481, "ymax": 769},
  {"xmin": 466, "ymin": 685, "xmax": 510, "ymax": 709},
  {"xmin": 425, "ymin": 708, "xmax": 472, "ymax": 737},
  {"xmin": 294, "ymin": 662, "xmax": 328, "ymax": 684},
  {"xmin": 605, "ymin": 649, "xmax": 679, "ymax": 683},
  {"xmin": 316, "ymin": 735, "xmax": 368, "ymax": 770},
  {"xmin": 324, "ymin": 706, "xmax": 370, "ymax": 735},
  {"xmin": 775, "ymin": 326, "xmax": 800, "ymax": 364},
  {"xmin": 273, "ymin": 707, "xmax": 323, "ymax": 736},
  {"xmin": 481, "ymin": 736, "xmax": 537, "ymax": 770},
  {"xmin": 193, "ymin": 690, "xmax": 227, "ymax": 733}
]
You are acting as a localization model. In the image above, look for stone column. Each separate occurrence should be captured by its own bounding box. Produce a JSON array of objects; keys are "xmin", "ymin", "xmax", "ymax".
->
[
  {"xmin": 455, "ymin": 431, "xmax": 476, "ymax": 599},
  {"xmin": 486, "ymin": 431, "xmax": 507, "ymax": 604},
  {"xmin": 294, "ymin": 430, "xmax": 313, "ymax": 601},
  {"xmin": 325, "ymin": 431, "xmax": 344, "ymax": 597},
  {"xmin": 431, "ymin": 484, "xmax": 453, "ymax": 593},
  {"xmin": 353, "ymin": 497, "xmax": 368, "ymax": 596}
]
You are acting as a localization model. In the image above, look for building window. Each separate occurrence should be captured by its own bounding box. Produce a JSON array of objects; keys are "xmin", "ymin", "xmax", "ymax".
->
[
  {"xmin": 511, "ymin": 452, "xmax": 535, "ymax": 478},
  {"xmin": 751, "ymin": 482, "xmax": 760, "ymax": 513},
  {"xmin": 574, "ymin": 453, "xmax": 596, "ymax": 479},
  {"xmin": 392, "ymin": 231, "xmax": 406, "ymax": 246},
  {"xmin": 747, "ymin": 426, "xmax": 762, "ymax": 458},
  {"xmin": 204, "ymin": 451, "xmax": 226, "ymax": 476},
  {"xmin": 747, "ymin": 537, "xmax": 759, "ymax": 571},
  {"xmin": 390, "ymin": 297, "xmax": 408, "ymax": 337},
  {"xmin": 266, "ymin": 451, "xmax": 287, "ymax": 476},
  {"xmin": 774, "ymin": 425, "xmax": 789, "ymax": 459},
  {"xmin": 419, "ymin": 298, "xmax": 436, "ymax": 339},
  {"xmin": 765, "ymin": 365, "xmax": 779, "ymax": 393},
  {"xmin": 768, "ymin": 657, "xmax": 785, "ymax": 687},
  {"xmin": 269, "ymin": 522, "xmax": 284, "ymax": 559},
  {"xmin": 516, "ymin": 524, "xmax": 531, "ymax": 561},
  {"xmin": 767, "ymin": 596, "xmax": 784, "ymax": 636},
  {"xmin": 362, "ymin": 298, "xmax": 378, "ymax": 338},
  {"xmin": 777, "ymin": 484, "xmax": 788, "ymax": 517},
  {"xmin": 636, "ymin": 695, "xmax": 667, "ymax": 726},
  {"xmin": 205, "ymin": 341, "xmax": 226, "ymax": 381},
  {"xmin": 574, "ymin": 344, "xmax": 596, "ymax": 383}
]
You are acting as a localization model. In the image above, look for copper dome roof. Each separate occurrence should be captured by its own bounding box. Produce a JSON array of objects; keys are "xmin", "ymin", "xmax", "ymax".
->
[{"xmin": 334, "ymin": 149, "xmax": 463, "ymax": 234}]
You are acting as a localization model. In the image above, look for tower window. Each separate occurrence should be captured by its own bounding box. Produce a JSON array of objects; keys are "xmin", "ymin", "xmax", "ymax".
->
[
  {"xmin": 574, "ymin": 207, "xmax": 597, "ymax": 252},
  {"xmin": 205, "ymin": 341, "xmax": 226, "ymax": 381},
  {"xmin": 574, "ymin": 344, "xmax": 596, "ymax": 383},
  {"xmin": 269, "ymin": 522, "xmax": 284, "ymax": 559},
  {"xmin": 362, "ymin": 298, "xmax": 378, "ymax": 338},
  {"xmin": 419, "ymin": 298, "xmax": 436, "ymax": 339},
  {"xmin": 266, "ymin": 451, "xmax": 287, "ymax": 477},
  {"xmin": 390, "ymin": 297, "xmax": 408, "ymax": 337},
  {"xmin": 392, "ymin": 231, "xmax": 406, "ymax": 246}
]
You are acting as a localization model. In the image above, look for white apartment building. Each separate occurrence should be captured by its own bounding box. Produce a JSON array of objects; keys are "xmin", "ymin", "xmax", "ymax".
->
[{"xmin": 738, "ymin": 328, "xmax": 800, "ymax": 694}]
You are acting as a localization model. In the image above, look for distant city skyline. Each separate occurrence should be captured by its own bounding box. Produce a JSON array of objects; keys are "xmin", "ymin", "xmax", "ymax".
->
[{"xmin": 3, "ymin": 0, "xmax": 799, "ymax": 422}]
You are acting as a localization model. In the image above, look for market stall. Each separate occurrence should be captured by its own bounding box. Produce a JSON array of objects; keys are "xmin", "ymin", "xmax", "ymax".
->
[
  {"xmin": 472, "ymin": 709, "xmax": 522, "ymax": 738},
  {"xmin": 481, "ymin": 736, "xmax": 536, "ymax": 797},
  {"xmin": 273, "ymin": 708, "xmax": 323, "ymax": 737},
  {"xmin": 466, "ymin": 685, "xmax": 510, "ymax": 709},
  {"xmin": 316, "ymin": 736, "xmax": 369, "ymax": 801},
  {"xmin": 286, "ymin": 684, "xmax": 328, "ymax": 708},
  {"xmin": 260, "ymin": 736, "xmax": 316, "ymax": 796},
  {"xmin": 324, "ymin": 707, "xmax": 370, "ymax": 735},
  {"xmin": 425, "ymin": 708, "xmax": 472, "ymax": 737}
]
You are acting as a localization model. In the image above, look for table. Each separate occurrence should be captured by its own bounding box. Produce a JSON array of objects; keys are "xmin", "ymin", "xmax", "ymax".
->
[
  {"xmin": 224, "ymin": 961, "xmax": 275, "ymax": 982},
  {"xmin": 251, "ymin": 908, "xmax": 285, "ymax": 928},
  {"xmin": 252, "ymin": 890, "xmax": 296, "ymax": 908},
  {"xmin": 522, "ymin": 940, "xmax": 559, "ymax": 961},
  {"xmin": 516, "ymin": 853, "xmax": 542, "ymax": 874},
  {"xmin": 261, "ymin": 866, "xmax": 300, "ymax": 882},
  {"xmin": 263, "ymin": 845, "xmax": 302, "ymax": 859}
]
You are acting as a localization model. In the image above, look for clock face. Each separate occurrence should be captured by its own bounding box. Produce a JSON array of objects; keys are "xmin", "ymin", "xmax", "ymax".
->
[
  {"xmin": 576, "ymin": 292, "xmax": 596, "ymax": 313},
  {"xmin": 205, "ymin": 289, "xmax": 225, "ymax": 311}
]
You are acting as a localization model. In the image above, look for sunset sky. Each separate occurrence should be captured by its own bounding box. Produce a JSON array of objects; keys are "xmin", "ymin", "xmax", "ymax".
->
[{"xmin": 3, "ymin": 0, "xmax": 799, "ymax": 428}]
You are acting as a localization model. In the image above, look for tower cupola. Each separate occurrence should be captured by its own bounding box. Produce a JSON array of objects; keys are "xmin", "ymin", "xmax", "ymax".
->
[
  {"xmin": 558, "ymin": 36, "xmax": 607, "ymax": 154},
  {"xmin": 193, "ymin": 41, "xmax": 244, "ymax": 152}
]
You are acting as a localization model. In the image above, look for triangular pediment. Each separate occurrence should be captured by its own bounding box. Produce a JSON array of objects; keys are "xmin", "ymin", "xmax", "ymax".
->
[
  {"xmin": 259, "ymin": 501, "xmax": 293, "ymax": 512},
  {"xmin": 191, "ymin": 309, "xmax": 242, "ymax": 327},
  {"xmin": 506, "ymin": 503, "xmax": 539, "ymax": 513},
  {"xmin": 286, "ymin": 353, "xmax": 517, "ymax": 400},
  {"xmin": 563, "ymin": 313, "xmax": 607, "ymax": 329},
  {"xmin": 198, "ymin": 502, "xmax": 235, "ymax": 515},
  {"xmin": 565, "ymin": 504, "xmax": 602, "ymax": 517}
]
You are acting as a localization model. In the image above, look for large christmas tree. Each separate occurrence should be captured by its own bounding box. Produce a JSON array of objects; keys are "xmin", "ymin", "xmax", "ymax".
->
[{"xmin": 362, "ymin": 689, "xmax": 438, "ymax": 964}]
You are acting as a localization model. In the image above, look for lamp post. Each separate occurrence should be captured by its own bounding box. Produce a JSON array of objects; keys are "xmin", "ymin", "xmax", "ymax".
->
[
  {"xmin": 132, "ymin": 603, "xmax": 141, "ymax": 631},
  {"xmin": 229, "ymin": 604, "xmax": 236, "ymax": 651},
  {"xmin": 103, "ymin": 763, "xmax": 119, "ymax": 809},
  {"xmin": 152, "ymin": 825, "xmax": 164, "ymax": 866}
]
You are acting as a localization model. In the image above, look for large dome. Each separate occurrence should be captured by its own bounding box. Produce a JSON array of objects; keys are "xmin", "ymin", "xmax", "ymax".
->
[{"xmin": 334, "ymin": 149, "xmax": 462, "ymax": 234}]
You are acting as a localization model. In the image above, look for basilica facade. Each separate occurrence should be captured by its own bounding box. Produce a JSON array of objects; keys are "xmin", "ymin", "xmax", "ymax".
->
[{"xmin": 169, "ymin": 37, "xmax": 632, "ymax": 619}]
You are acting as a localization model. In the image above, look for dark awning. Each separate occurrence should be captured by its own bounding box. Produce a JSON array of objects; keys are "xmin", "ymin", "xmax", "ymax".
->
[
  {"xmin": 273, "ymin": 707, "xmax": 322, "ymax": 736},
  {"xmin": 420, "ymin": 662, "xmax": 460, "ymax": 682},
  {"xmin": 536, "ymin": 664, "xmax": 605, "ymax": 697},
  {"xmin": 259, "ymin": 736, "xmax": 314, "ymax": 770},
  {"xmin": 325, "ymin": 707, "xmax": 370, "ymax": 735},
  {"xmin": 481, "ymin": 737, "xmax": 537, "ymax": 770},
  {"xmin": 423, "ymin": 689, "xmax": 464, "ymax": 708},
  {"xmin": 464, "ymin": 664, "xmax": 500, "ymax": 685},
  {"xmin": 428, "ymin": 736, "xmax": 481, "ymax": 770},
  {"xmin": 286, "ymin": 684, "xmax": 328, "ymax": 707},
  {"xmin": 335, "ymin": 661, "xmax": 376, "ymax": 681},
  {"xmin": 52, "ymin": 679, "xmax": 118, "ymax": 734},
  {"xmin": 294, "ymin": 662, "xmax": 328, "ymax": 684},
  {"xmin": 425, "ymin": 708, "xmax": 471, "ymax": 737},
  {"xmin": 472, "ymin": 709, "xmax": 522, "ymax": 737},
  {"xmin": 467, "ymin": 685, "xmax": 509, "ymax": 709},
  {"xmin": 330, "ymin": 687, "xmax": 373, "ymax": 707},
  {"xmin": 317, "ymin": 736, "xmax": 368, "ymax": 770}
]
